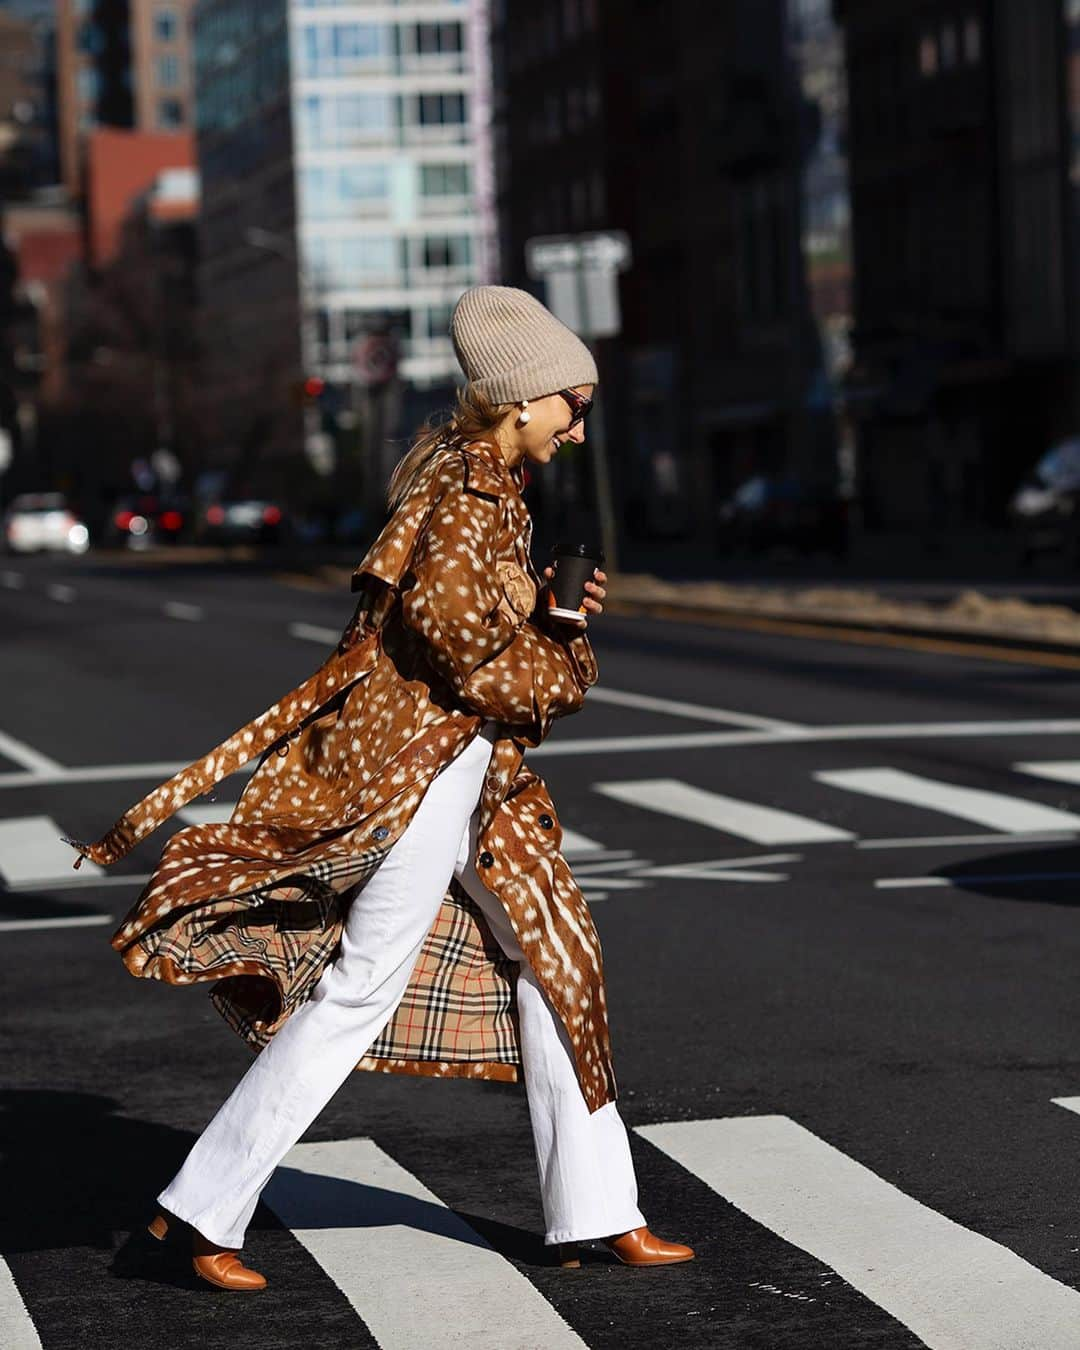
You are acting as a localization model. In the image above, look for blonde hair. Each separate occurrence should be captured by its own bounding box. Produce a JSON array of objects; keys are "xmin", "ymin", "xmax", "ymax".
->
[{"xmin": 385, "ymin": 385, "xmax": 513, "ymax": 513}]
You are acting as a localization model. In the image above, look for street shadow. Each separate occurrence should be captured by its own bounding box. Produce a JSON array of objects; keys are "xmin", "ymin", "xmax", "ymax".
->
[
  {"xmin": 0, "ymin": 1088, "xmax": 543, "ymax": 1288},
  {"xmin": 932, "ymin": 842, "xmax": 1080, "ymax": 905}
]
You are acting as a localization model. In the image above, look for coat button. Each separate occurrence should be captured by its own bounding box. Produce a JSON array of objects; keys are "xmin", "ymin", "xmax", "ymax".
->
[
  {"xmin": 538, "ymin": 813, "xmax": 554, "ymax": 829},
  {"xmin": 478, "ymin": 850, "xmax": 494, "ymax": 868},
  {"xmin": 372, "ymin": 825, "xmax": 390, "ymax": 841},
  {"xmin": 485, "ymin": 774, "xmax": 501, "ymax": 792}
]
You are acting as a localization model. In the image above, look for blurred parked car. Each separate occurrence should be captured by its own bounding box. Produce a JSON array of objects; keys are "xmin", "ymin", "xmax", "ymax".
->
[
  {"xmin": 717, "ymin": 476, "xmax": 848, "ymax": 558},
  {"xmin": 195, "ymin": 498, "xmax": 289, "ymax": 546},
  {"xmin": 1009, "ymin": 438, "xmax": 1080, "ymax": 565},
  {"xmin": 2, "ymin": 492, "xmax": 90, "ymax": 555},
  {"xmin": 106, "ymin": 493, "xmax": 189, "ymax": 549}
]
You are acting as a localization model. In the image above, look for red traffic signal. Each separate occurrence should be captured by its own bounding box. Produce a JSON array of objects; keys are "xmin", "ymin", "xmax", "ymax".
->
[{"xmin": 302, "ymin": 375, "xmax": 326, "ymax": 403}]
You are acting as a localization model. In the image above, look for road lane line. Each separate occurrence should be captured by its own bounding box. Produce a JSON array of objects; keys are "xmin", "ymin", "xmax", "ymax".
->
[
  {"xmin": 45, "ymin": 583, "xmax": 76, "ymax": 603},
  {"xmin": 264, "ymin": 1137, "xmax": 587, "ymax": 1350},
  {"xmin": 0, "ymin": 914, "xmax": 113, "ymax": 933},
  {"xmin": 858, "ymin": 830, "xmax": 1079, "ymax": 850},
  {"xmin": 594, "ymin": 779, "xmax": 853, "ymax": 844},
  {"xmin": 178, "ymin": 802, "xmax": 234, "ymax": 826},
  {"xmin": 816, "ymin": 767, "xmax": 1080, "ymax": 833},
  {"xmin": 0, "ymin": 760, "xmax": 257, "ymax": 788},
  {"xmin": 0, "ymin": 729, "xmax": 63, "ymax": 774},
  {"xmin": 637, "ymin": 1115, "xmax": 1080, "ymax": 1350},
  {"xmin": 532, "ymin": 719, "xmax": 1080, "ymax": 757},
  {"xmin": 560, "ymin": 827, "xmax": 605, "ymax": 854},
  {"xmin": 3, "ymin": 719, "xmax": 1080, "ymax": 787},
  {"xmin": 0, "ymin": 816, "xmax": 103, "ymax": 885},
  {"xmin": 6, "ymin": 872, "xmax": 150, "ymax": 892},
  {"xmin": 289, "ymin": 621, "xmax": 339, "ymax": 644},
  {"xmin": 0, "ymin": 1258, "xmax": 42, "ymax": 1349},
  {"xmin": 1014, "ymin": 761, "xmax": 1080, "ymax": 786},
  {"xmin": 587, "ymin": 686, "xmax": 803, "ymax": 731},
  {"xmin": 876, "ymin": 871, "xmax": 1080, "ymax": 890},
  {"xmin": 162, "ymin": 601, "xmax": 204, "ymax": 621}
]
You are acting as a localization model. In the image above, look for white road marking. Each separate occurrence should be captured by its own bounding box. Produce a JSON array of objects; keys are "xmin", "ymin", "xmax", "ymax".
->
[
  {"xmin": 45, "ymin": 583, "xmax": 75, "ymax": 603},
  {"xmin": 178, "ymin": 802, "xmax": 234, "ymax": 826},
  {"xmin": 876, "ymin": 871, "xmax": 1080, "ymax": 891},
  {"xmin": 1050, "ymin": 1096, "xmax": 1080, "ymax": 1118},
  {"xmin": 637, "ymin": 1115, "xmax": 1080, "ymax": 1350},
  {"xmin": 6, "ymin": 872, "xmax": 150, "ymax": 892},
  {"xmin": 264, "ymin": 1137, "xmax": 587, "ymax": 1350},
  {"xmin": 0, "ymin": 1258, "xmax": 41, "ymax": 1349},
  {"xmin": 0, "ymin": 914, "xmax": 113, "ymax": 933},
  {"xmin": 162, "ymin": 600, "xmax": 203, "ymax": 621},
  {"xmin": 560, "ymin": 827, "xmax": 606, "ymax": 854},
  {"xmin": 1014, "ymin": 761, "xmax": 1080, "ymax": 786},
  {"xmin": 635, "ymin": 852, "xmax": 802, "ymax": 883},
  {"xmin": 0, "ymin": 816, "xmax": 103, "ymax": 885},
  {"xmin": 0, "ymin": 570, "xmax": 24, "ymax": 589},
  {"xmin": 816, "ymin": 767, "xmax": 1080, "ymax": 833},
  {"xmin": 0, "ymin": 729, "xmax": 63, "ymax": 774},
  {"xmin": 289, "ymin": 621, "xmax": 339, "ymax": 644},
  {"xmin": 858, "ymin": 830, "xmax": 1079, "ymax": 850},
  {"xmin": 532, "ymin": 719, "xmax": 1080, "ymax": 757},
  {"xmin": 595, "ymin": 778, "xmax": 852, "ymax": 844},
  {"xmin": 587, "ymin": 685, "xmax": 803, "ymax": 732},
  {"xmin": 0, "ymin": 760, "xmax": 257, "ymax": 788},
  {"xmin": 1, "ymin": 720, "xmax": 1079, "ymax": 786}
]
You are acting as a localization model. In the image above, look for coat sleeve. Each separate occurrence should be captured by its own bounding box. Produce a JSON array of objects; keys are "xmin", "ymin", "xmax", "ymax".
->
[{"xmin": 398, "ymin": 466, "xmax": 598, "ymax": 743}]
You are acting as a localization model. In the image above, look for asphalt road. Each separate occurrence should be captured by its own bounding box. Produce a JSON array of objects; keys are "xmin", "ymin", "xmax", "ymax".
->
[{"xmin": 4, "ymin": 551, "xmax": 1080, "ymax": 1350}]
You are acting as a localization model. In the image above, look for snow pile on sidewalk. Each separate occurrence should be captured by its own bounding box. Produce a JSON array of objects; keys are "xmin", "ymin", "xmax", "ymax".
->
[{"xmin": 607, "ymin": 574, "xmax": 1080, "ymax": 645}]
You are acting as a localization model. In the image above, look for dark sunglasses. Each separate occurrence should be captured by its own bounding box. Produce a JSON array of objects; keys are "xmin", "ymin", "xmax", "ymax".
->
[{"xmin": 557, "ymin": 388, "xmax": 594, "ymax": 429}]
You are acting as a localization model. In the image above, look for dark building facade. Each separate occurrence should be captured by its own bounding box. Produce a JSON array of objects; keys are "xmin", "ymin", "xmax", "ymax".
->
[
  {"xmin": 490, "ymin": 0, "xmax": 847, "ymax": 564},
  {"xmin": 837, "ymin": 0, "xmax": 1078, "ymax": 541}
]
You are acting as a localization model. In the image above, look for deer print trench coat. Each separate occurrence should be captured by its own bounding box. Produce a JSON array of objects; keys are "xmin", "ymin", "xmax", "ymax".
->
[{"xmin": 66, "ymin": 436, "xmax": 618, "ymax": 1113}]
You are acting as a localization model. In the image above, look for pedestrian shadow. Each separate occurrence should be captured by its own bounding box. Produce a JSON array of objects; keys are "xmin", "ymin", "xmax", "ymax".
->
[
  {"xmin": 0, "ymin": 1088, "xmax": 542, "ymax": 1289},
  {"xmin": 931, "ymin": 842, "xmax": 1080, "ymax": 905}
]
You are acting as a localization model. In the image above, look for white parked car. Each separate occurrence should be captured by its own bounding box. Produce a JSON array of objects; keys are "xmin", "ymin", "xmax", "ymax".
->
[{"xmin": 2, "ymin": 493, "xmax": 91, "ymax": 555}]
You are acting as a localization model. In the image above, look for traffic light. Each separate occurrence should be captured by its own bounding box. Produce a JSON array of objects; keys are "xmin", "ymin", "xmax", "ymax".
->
[{"xmin": 302, "ymin": 375, "xmax": 326, "ymax": 405}]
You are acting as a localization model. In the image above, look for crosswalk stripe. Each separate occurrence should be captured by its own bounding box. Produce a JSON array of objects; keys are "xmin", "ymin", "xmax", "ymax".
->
[
  {"xmin": 0, "ymin": 728, "xmax": 62, "ymax": 774},
  {"xmin": 593, "ymin": 778, "xmax": 853, "ymax": 844},
  {"xmin": 0, "ymin": 816, "xmax": 103, "ymax": 885},
  {"xmin": 815, "ymin": 767, "xmax": 1080, "ymax": 833},
  {"xmin": 0, "ymin": 1258, "xmax": 42, "ymax": 1350},
  {"xmin": 263, "ymin": 1137, "xmax": 587, "ymax": 1350},
  {"xmin": 178, "ymin": 802, "xmax": 234, "ymax": 826},
  {"xmin": 637, "ymin": 1115, "xmax": 1080, "ymax": 1350},
  {"xmin": 559, "ymin": 827, "xmax": 605, "ymax": 855},
  {"xmin": 0, "ymin": 914, "xmax": 112, "ymax": 933},
  {"xmin": 1014, "ymin": 761, "xmax": 1080, "ymax": 786}
]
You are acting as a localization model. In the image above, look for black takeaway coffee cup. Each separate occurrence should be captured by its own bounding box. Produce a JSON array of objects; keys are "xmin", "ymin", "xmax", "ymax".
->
[{"xmin": 546, "ymin": 539, "xmax": 605, "ymax": 624}]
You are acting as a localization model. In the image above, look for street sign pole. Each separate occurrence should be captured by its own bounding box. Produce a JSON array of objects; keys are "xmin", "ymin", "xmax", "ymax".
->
[{"xmin": 525, "ymin": 231, "xmax": 632, "ymax": 575}]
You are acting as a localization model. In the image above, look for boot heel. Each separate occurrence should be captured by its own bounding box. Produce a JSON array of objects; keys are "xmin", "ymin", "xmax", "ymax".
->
[
  {"xmin": 556, "ymin": 1242, "xmax": 581, "ymax": 1268},
  {"xmin": 147, "ymin": 1213, "xmax": 170, "ymax": 1241}
]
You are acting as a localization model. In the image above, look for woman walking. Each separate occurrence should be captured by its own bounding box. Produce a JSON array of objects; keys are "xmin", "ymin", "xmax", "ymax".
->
[{"xmin": 66, "ymin": 286, "xmax": 694, "ymax": 1291}]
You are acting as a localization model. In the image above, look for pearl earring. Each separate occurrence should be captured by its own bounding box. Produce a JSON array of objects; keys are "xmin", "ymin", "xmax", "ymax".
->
[{"xmin": 517, "ymin": 399, "xmax": 531, "ymax": 425}]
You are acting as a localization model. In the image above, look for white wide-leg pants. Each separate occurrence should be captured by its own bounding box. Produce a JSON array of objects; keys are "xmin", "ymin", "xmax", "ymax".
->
[{"xmin": 158, "ymin": 726, "xmax": 646, "ymax": 1250}]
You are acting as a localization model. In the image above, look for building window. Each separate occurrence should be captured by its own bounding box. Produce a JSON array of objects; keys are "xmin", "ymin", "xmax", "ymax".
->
[
  {"xmin": 420, "ymin": 234, "xmax": 471, "ymax": 269},
  {"xmin": 157, "ymin": 54, "xmax": 181, "ymax": 88},
  {"xmin": 157, "ymin": 97, "xmax": 184, "ymax": 128},
  {"xmin": 154, "ymin": 7, "xmax": 178, "ymax": 42},
  {"xmin": 414, "ymin": 21, "xmax": 463, "ymax": 54},
  {"xmin": 301, "ymin": 164, "xmax": 390, "ymax": 218},
  {"xmin": 77, "ymin": 22, "xmax": 103, "ymax": 55},
  {"xmin": 940, "ymin": 22, "xmax": 958, "ymax": 69},
  {"xmin": 299, "ymin": 23, "xmax": 389, "ymax": 77},
  {"xmin": 963, "ymin": 15, "xmax": 982, "ymax": 64},
  {"xmin": 417, "ymin": 91, "xmax": 466, "ymax": 125},
  {"xmin": 299, "ymin": 92, "xmax": 394, "ymax": 147},
  {"xmin": 419, "ymin": 162, "xmax": 470, "ymax": 195},
  {"xmin": 919, "ymin": 32, "xmax": 938, "ymax": 78},
  {"xmin": 77, "ymin": 65, "xmax": 101, "ymax": 103}
]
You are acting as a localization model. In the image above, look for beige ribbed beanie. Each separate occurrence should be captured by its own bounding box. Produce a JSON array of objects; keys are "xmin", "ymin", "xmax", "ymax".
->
[{"xmin": 450, "ymin": 285, "xmax": 598, "ymax": 404}]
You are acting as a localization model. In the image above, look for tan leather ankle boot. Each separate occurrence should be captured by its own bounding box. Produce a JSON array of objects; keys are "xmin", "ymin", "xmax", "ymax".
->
[{"xmin": 148, "ymin": 1211, "xmax": 267, "ymax": 1291}]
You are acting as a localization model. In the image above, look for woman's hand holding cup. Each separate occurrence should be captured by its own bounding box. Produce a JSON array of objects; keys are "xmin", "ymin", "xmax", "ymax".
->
[{"xmin": 542, "ymin": 564, "xmax": 607, "ymax": 620}]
